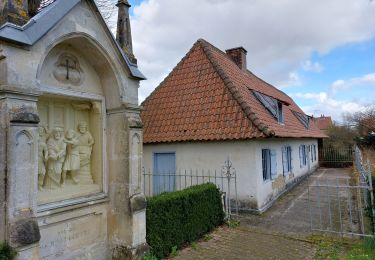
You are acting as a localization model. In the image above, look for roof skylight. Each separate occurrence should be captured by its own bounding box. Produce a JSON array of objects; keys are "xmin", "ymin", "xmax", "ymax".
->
[{"xmin": 253, "ymin": 90, "xmax": 284, "ymax": 124}]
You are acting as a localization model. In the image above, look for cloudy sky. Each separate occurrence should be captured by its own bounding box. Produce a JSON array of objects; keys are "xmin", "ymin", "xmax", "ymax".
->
[{"xmin": 107, "ymin": 0, "xmax": 375, "ymax": 122}]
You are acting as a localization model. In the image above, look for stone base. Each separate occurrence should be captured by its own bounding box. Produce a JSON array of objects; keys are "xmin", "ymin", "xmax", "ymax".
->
[
  {"xmin": 37, "ymin": 181, "xmax": 100, "ymax": 204},
  {"xmin": 112, "ymin": 243, "xmax": 150, "ymax": 260}
]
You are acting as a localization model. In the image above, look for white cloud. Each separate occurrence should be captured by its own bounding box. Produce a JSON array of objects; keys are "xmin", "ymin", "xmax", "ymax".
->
[
  {"xmin": 302, "ymin": 60, "xmax": 323, "ymax": 72},
  {"xmin": 293, "ymin": 92, "xmax": 328, "ymax": 102},
  {"xmin": 128, "ymin": 0, "xmax": 375, "ymax": 102},
  {"xmin": 330, "ymin": 73, "xmax": 375, "ymax": 93},
  {"xmin": 292, "ymin": 90, "xmax": 370, "ymax": 121},
  {"xmin": 279, "ymin": 72, "xmax": 301, "ymax": 88}
]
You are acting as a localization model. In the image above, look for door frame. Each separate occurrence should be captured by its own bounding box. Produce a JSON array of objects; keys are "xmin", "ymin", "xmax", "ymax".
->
[{"xmin": 152, "ymin": 151, "xmax": 176, "ymax": 195}]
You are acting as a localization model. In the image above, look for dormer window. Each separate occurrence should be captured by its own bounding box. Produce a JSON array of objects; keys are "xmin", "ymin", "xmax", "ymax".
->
[
  {"xmin": 253, "ymin": 90, "xmax": 284, "ymax": 124},
  {"xmin": 292, "ymin": 111, "xmax": 310, "ymax": 129}
]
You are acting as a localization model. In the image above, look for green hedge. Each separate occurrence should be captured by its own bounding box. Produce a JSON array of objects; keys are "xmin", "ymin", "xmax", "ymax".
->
[
  {"xmin": 0, "ymin": 241, "xmax": 16, "ymax": 260},
  {"xmin": 146, "ymin": 183, "xmax": 224, "ymax": 258}
]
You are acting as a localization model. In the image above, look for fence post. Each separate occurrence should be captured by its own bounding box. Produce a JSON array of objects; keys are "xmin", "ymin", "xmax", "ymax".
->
[
  {"xmin": 367, "ymin": 159, "xmax": 375, "ymax": 233},
  {"xmin": 222, "ymin": 157, "xmax": 236, "ymax": 218}
]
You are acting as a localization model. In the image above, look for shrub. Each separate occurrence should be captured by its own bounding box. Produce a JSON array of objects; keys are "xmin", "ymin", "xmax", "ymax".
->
[
  {"xmin": 0, "ymin": 241, "xmax": 17, "ymax": 260},
  {"xmin": 146, "ymin": 183, "xmax": 224, "ymax": 258}
]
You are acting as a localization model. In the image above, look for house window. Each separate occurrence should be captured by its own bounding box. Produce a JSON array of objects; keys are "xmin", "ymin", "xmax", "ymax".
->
[
  {"xmin": 262, "ymin": 149, "xmax": 277, "ymax": 181},
  {"xmin": 299, "ymin": 145, "xmax": 307, "ymax": 168},
  {"xmin": 292, "ymin": 111, "xmax": 310, "ymax": 129},
  {"xmin": 253, "ymin": 91, "xmax": 284, "ymax": 124},
  {"xmin": 282, "ymin": 146, "xmax": 292, "ymax": 175},
  {"xmin": 278, "ymin": 102, "xmax": 284, "ymax": 124}
]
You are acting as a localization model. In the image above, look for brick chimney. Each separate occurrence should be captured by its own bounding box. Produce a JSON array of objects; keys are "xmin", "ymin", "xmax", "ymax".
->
[
  {"xmin": 0, "ymin": 0, "xmax": 31, "ymax": 26},
  {"xmin": 116, "ymin": 0, "xmax": 137, "ymax": 64},
  {"xmin": 225, "ymin": 47, "xmax": 247, "ymax": 71}
]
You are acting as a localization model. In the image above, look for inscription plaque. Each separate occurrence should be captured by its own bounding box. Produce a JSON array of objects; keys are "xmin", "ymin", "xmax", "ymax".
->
[{"xmin": 39, "ymin": 213, "xmax": 105, "ymax": 260}]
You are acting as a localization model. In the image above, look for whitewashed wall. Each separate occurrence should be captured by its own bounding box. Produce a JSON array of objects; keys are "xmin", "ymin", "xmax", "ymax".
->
[
  {"xmin": 254, "ymin": 138, "xmax": 319, "ymax": 212},
  {"xmin": 143, "ymin": 138, "xmax": 319, "ymax": 213}
]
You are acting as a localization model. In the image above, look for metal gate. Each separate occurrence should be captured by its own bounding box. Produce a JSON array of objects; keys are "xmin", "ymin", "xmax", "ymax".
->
[{"xmin": 308, "ymin": 146, "xmax": 375, "ymax": 237}]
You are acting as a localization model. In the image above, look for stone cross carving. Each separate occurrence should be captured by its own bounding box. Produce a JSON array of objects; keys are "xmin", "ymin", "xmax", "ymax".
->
[{"xmin": 53, "ymin": 53, "xmax": 84, "ymax": 86}]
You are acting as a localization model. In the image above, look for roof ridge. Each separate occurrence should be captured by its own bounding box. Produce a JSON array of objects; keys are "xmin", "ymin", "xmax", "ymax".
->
[
  {"xmin": 244, "ymin": 70, "xmax": 293, "ymax": 104},
  {"xmin": 197, "ymin": 40, "xmax": 293, "ymax": 106},
  {"xmin": 141, "ymin": 40, "xmax": 201, "ymax": 106},
  {"xmin": 198, "ymin": 39, "xmax": 274, "ymax": 137}
]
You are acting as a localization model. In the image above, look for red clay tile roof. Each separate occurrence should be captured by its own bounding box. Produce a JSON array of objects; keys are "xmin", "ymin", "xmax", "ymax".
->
[
  {"xmin": 313, "ymin": 116, "xmax": 333, "ymax": 131},
  {"xmin": 141, "ymin": 39, "xmax": 327, "ymax": 144}
]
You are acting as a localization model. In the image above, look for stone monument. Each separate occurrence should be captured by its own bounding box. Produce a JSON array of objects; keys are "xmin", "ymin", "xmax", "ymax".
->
[{"xmin": 0, "ymin": 0, "xmax": 147, "ymax": 259}]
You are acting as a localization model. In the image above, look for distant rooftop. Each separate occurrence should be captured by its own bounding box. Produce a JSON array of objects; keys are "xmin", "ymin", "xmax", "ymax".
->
[{"xmin": 313, "ymin": 116, "xmax": 332, "ymax": 131}]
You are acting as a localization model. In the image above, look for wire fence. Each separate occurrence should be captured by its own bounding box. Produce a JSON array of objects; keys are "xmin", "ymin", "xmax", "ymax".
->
[{"xmin": 308, "ymin": 145, "xmax": 375, "ymax": 237}]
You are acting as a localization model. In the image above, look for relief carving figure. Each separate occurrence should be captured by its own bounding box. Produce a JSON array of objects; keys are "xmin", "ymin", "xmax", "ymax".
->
[
  {"xmin": 38, "ymin": 127, "xmax": 48, "ymax": 190},
  {"xmin": 62, "ymin": 129, "xmax": 80, "ymax": 186},
  {"xmin": 45, "ymin": 127, "xmax": 66, "ymax": 189},
  {"xmin": 76, "ymin": 122, "xmax": 94, "ymax": 184}
]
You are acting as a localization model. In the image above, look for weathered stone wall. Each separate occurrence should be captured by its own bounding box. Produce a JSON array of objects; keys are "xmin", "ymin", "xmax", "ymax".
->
[
  {"xmin": 0, "ymin": 1, "xmax": 147, "ymax": 259},
  {"xmin": 0, "ymin": 0, "xmax": 29, "ymax": 26}
]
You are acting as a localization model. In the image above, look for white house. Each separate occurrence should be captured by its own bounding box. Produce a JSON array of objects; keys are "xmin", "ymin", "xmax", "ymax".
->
[{"xmin": 141, "ymin": 39, "xmax": 326, "ymax": 213}]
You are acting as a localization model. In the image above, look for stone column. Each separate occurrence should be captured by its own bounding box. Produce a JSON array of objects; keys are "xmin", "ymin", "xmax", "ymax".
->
[
  {"xmin": 0, "ymin": 87, "xmax": 41, "ymax": 260},
  {"xmin": 107, "ymin": 105, "xmax": 148, "ymax": 260},
  {"xmin": 0, "ymin": 0, "xmax": 30, "ymax": 26}
]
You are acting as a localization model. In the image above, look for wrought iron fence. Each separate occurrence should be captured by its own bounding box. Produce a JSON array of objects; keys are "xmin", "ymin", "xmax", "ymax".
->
[
  {"xmin": 142, "ymin": 158, "xmax": 239, "ymax": 217},
  {"xmin": 319, "ymin": 147, "xmax": 353, "ymax": 168}
]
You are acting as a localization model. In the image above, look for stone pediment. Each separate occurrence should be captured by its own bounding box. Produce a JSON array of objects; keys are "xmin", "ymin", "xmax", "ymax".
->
[
  {"xmin": 39, "ymin": 46, "xmax": 102, "ymax": 95},
  {"xmin": 0, "ymin": 0, "xmax": 145, "ymax": 79}
]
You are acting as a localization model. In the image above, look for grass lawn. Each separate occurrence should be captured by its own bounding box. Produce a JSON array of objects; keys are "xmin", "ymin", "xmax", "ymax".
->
[{"xmin": 309, "ymin": 235, "xmax": 375, "ymax": 259}]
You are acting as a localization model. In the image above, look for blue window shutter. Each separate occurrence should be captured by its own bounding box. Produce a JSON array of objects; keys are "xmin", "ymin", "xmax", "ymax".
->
[
  {"xmin": 282, "ymin": 147, "xmax": 287, "ymax": 174},
  {"xmin": 299, "ymin": 146, "xmax": 303, "ymax": 168},
  {"xmin": 271, "ymin": 150, "xmax": 277, "ymax": 179},
  {"xmin": 262, "ymin": 149, "xmax": 267, "ymax": 181},
  {"xmin": 289, "ymin": 147, "xmax": 293, "ymax": 171}
]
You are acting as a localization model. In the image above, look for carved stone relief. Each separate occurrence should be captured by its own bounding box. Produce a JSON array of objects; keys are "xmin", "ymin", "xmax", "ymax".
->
[
  {"xmin": 38, "ymin": 127, "xmax": 48, "ymax": 190},
  {"xmin": 53, "ymin": 53, "xmax": 84, "ymax": 86},
  {"xmin": 45, "ymin": 127, "xmax": 67, "ymax": 189},
  {"xmin": 39, "ymin": 124, "xmax": 95, "ymax": 190},
  {"xmin": 37, "ymin": 98, "xmax": 102, "ymax": 205},
  {"xmin": 75, "ymin": 122, "xmax": 94, "ymax": 184}
]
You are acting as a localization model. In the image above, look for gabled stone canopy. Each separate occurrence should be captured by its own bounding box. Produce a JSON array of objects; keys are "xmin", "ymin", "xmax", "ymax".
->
[{"xmin": 0, "ymin": 0, "xmax": 148, "ymax": 259}]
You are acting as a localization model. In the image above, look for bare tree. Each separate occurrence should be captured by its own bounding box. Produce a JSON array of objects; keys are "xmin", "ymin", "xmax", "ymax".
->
[
  {"xmin": 345, "ymin": 106, "xmax": 375, "ymax": 136},
  {"xmin": 95, "ymin": 0, "xmax": 116, "ymax": 20},
  {"xmin": 95, "ymin": 0, "xmax": 117, "ymax": 30}
]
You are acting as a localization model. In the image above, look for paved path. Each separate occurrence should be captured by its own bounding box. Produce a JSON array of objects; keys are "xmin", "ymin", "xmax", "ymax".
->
[
  {"xmin": 239, "ymin": 168, "xmax": 352, "ymax": 236},
  {"xmin": 174, "ymin": 168, "xmax": 352, "ymax": 260}
]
